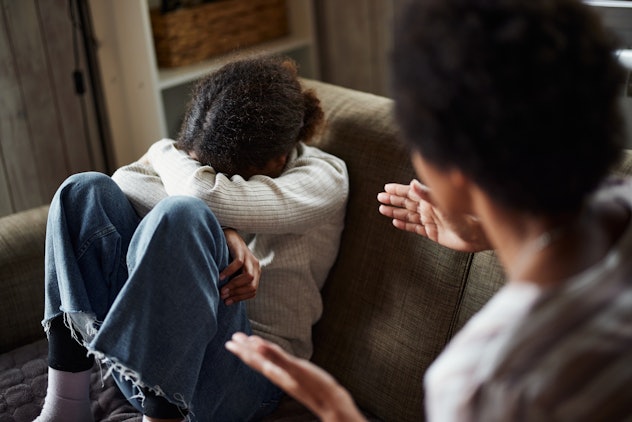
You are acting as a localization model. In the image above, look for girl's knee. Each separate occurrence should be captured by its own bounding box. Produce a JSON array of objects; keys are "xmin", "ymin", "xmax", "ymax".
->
[
  {"xmin": 56, "ymin": 172, "xmax": 116, "ymax": 202},
  {"xmin": 150, "ymin": 196, "xmax": 221, "ymax": 233},
  {"xmin": 62, "ymin": 172, "xmax": 112, "ymax": 188},
  {"xmin": 155, "ymin": 196, "xmax": 208, "ymax": 219}
]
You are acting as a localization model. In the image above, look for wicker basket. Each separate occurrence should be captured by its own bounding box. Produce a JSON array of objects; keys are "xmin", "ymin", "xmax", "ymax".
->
[{"xmin": 150, "ymin": 0, "xmax": 289, "ymax": 68}]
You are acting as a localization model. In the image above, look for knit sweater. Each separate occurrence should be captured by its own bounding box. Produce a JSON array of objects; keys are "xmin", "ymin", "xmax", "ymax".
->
[{"xmin": 111, "ymin": 139, "xmax": 348, "ymax": 359}]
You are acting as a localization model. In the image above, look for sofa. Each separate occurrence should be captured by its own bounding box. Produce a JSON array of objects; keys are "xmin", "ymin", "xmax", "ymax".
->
[{"xmin": 2, "ymin": 79, "xmax": 632, "ymax": 422}]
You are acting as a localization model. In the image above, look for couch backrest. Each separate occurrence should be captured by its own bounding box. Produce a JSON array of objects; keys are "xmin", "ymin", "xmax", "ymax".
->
[
  {"xmin": 304, "ymin": 79, "xmax": 632, "ymax": 422},
  {"xmin": 0, "ymin": 205, "xmax": 49, "ymax": 353}
]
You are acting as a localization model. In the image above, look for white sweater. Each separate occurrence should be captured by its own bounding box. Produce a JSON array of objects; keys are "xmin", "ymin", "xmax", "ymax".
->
[{"xmin": 112, "ymin": 139, "xmax": 349, "ymax": 358}]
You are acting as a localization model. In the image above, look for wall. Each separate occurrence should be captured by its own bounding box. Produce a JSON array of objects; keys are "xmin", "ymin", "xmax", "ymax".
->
[
  {"xmin": 315, "ymin": 0, "xmax": 394, "ymax": 97},
  {"xmin": 316, "ymin": 1, "xmax": 632, "ymax": 147},
  {"xmin": 591, "ymin": 2, "xmax": 632, "ymax": 148},
  {"xmin": 0, "ymin": 0, "xmax": 106, "ymax": 217}
]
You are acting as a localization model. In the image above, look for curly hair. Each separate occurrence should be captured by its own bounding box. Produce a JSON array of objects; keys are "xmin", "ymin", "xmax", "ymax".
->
[
  {"xmin": 392, "ymin": 0, "xmax": 626, "ymax": 214},
  {"xmin": 177, "ymin": 56, "xmax": 324, "ymax": 176}
]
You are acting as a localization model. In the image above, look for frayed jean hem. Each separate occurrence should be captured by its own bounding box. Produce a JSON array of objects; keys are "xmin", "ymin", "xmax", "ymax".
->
[{"xmin": 43, "ymin": 310, "xmax": 192, "ymax": 420}]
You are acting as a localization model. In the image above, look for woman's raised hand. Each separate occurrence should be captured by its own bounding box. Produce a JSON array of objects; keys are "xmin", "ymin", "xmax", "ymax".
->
[{"xmin": 377, "ymin": 179, "xmax": 490, "ymax": 252}]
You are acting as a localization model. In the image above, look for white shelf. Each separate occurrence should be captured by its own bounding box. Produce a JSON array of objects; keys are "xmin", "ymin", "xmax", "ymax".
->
[
  {"xmin": 158, "ymin": 34, "xmax": 313, "ymax": 89},
  {"xmin": 88, "ymin": 0, "xmax": 319, "ymax": 168},
  {"xmin": 584, "ymin": 1, "xmax": 632, "ymax": 8},
  {"xmin": 618, "ymin": 49, "xmax": 632, "ymax": 69}
]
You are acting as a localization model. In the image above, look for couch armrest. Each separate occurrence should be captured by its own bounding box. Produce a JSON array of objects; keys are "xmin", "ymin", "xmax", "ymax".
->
[{"xmin": 0, "ymin": 205, "xmax": 49, "ymax": 353}]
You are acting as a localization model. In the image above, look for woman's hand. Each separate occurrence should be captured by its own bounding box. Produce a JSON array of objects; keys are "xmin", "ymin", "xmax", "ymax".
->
[
  {"xmin": 220, "ymin": 229, "xmax": 261, "ymax": 305},
  {"xmin": 225, "ymin": 333, "xmax": 366, "ymax": 422},
  {"xmin": 377, "ymin": 179, "xmax": 491, "ymax": 252}
]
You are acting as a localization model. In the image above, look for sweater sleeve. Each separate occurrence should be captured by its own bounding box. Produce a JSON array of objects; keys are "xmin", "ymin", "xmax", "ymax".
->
[
  {"xmin": 111, "ymin": 156, "xmax": 168, "ymax": 217},
  {"xmin": 146, "ymin": 139, "xmax": 348, "ymax": 234}
]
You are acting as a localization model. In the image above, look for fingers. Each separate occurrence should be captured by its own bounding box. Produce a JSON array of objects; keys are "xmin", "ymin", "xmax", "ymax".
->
[
  {"xmin": 379, "ymin": 195, "xmax": 422, "ymax": 226},
  {"xmin": 226, "ymin": 334, "xmax": 332, "ymax": 405},
  {"xmin": 392, "ymin": 218, "xmax": 428, "ymax": 236},
  {"xmin": 219, "ymin": 259, "xmax": 242, "ymax": 280},
  {"xmin": 378, "ymin": 196, "xmax": 419, "ymax": 214},
  {"xmin": 377, "ymin": 204, "xmax": 396, "ymax": 218},
  {"xmin": 227, "ymin": 334, "xmax": 329, "ymax": 414},
  {"xmin": 221, "ymin": 273, "xmax": 257, "ymax": 305},
  {"xmin": 378, "ymin": 180, "xmax": 428, "ymax": 210},
  {"xmin": 380, "ymin": 204, "xmax": 421, "ymax": 223},
  {"xmin": 379, "ymin": 188, "xmax": 425, "ymax": 236},
  {"xmin": 410, "ymin": 179, "xmax": 432, "ymax": 202},
  {"xmin": 220, "ymin": 255, "xmax": 262, "ymax": 279},
  {"xmin": 378, "ymin": 180, "xmax": 439, "ymax": 239},
  {"xmin": 219, "ymin": 228, "xmax": 261, "ymax": 305},
  {"xmin": 377, "ymin": 183, "xmax": 409, "ymax": 206},
  {"xmin": 226, "ymin": 333, "xmax": 367, "ymax": 422},
  {"xmin": 377, "ymin": 191, "xmax": 412, "ymax": 209},
  {"xmin": 222, "ymin": 290, "xmax": 256, "ymax": 305},
  {"xmin": 225, "ymin": 333, "xmax": 297, "ymax": 388},
  {"xmin": 383, "ymin": 182, "xmax": 412, "ymax": 196}
]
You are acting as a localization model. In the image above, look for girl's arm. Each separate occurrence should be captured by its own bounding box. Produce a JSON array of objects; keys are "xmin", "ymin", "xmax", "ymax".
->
[{"xmin": 147, "ymin": 140, "xmax": 349, "ymax": 234}]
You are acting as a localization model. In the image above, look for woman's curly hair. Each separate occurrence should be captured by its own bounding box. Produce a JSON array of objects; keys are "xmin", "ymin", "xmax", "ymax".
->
[
  {"xmin": 393, "ymin": 0, "xmax": 626, "ymax": 214},
  {"xmin": 177, "ymin": 56, "xmax": 324, "ymax": 176}
]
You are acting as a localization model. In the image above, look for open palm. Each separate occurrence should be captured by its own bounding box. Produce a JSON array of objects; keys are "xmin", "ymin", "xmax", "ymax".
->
[{"xmin": 377, "ymin": 179, "xmax": 490, "ymax": 252}]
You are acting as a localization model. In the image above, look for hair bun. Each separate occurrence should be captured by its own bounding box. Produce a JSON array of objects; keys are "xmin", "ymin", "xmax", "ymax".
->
[{"xmin": 298, "ymin": 89, "xmax": 324, "ymax": 143}]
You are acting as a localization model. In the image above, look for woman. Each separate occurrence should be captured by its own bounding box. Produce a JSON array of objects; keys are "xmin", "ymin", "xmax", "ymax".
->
[
  {"xmin": 37, "ymin": 56, "xmax": 348, "ymax": 421},
  {"xmin": 226, "ymin": 0, "xmax": 632, "ymax": 420}
]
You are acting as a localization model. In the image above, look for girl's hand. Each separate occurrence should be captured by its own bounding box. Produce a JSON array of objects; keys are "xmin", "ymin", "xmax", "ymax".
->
[
  {"xmin": 226, "ymin": 333, "xmax": 367, "ymax": 422},
  {"xmin": 377, "ymin": 179, "xmax": 491, "ymax": 252},
  {"xmin": 220, "ymin": 229, "xmax": 260, "ymax": 305}
]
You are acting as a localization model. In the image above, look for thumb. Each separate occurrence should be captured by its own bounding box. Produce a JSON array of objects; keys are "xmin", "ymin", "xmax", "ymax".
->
[{"xmin": 410, "ymin": 179, "xmax": 430, "ymax": 201}]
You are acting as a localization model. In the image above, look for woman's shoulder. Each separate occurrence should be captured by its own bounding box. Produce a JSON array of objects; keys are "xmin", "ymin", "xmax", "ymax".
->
[{"xmin": 594, "ymin": 176, "xmax": 632, "ymax": 204}]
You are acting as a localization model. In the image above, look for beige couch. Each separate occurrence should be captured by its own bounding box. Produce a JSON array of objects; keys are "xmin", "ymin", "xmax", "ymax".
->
[{"xmin": 2, "ymin": 80, "xmax": 632, "ymax": 422}]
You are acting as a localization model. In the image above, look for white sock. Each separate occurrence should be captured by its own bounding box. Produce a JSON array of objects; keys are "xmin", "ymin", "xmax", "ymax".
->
[{"xmin": 34, "ymin": 367, "xmax": 94, "ymax": 422}]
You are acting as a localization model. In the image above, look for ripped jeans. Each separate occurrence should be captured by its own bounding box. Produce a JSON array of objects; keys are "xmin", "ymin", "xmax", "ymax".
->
[{"xmin": 43, "ymin": 172, "xmax": 282, "ymax": 421}]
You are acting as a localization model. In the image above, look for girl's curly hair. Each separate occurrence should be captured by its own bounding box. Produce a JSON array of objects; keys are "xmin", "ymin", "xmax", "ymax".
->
[{"xmin": 177, "ymin": 56, "xmax": 324, "ymax": 176}]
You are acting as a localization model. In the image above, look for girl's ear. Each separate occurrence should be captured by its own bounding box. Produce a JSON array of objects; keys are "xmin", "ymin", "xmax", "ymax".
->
[
  {"xmin": 246, "ymin": 153, "xmax": 290, "ymax": 179},
  {"xmin": 266, "ymin": 153, "xmax": 289, "ymax": 178},
  {"xmin": 274, "ymin": 153, "xmax": 289, "ymax": 169}
]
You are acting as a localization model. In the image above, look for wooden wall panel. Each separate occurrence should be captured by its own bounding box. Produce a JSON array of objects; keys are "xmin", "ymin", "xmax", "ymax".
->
[
  {"xmin": 0, "ymin": 12, "xmax": 13, "ymax": 217},
  {"xmin": 0, "ymin": 1, "xmax": 45, "ymax": 212},
  {"xmin": 4, "ymin": 0, "xmax": 69, "ymax": 204},
  {"xmin": 38, "ymin": 0, "xmax": 101, "ymax": 175},
  {"xmin": 0, "ymin": 0, "xmax": 105, "ymax": 217},
  {"xmin": 315, "ymin": 0, "xmax": 394, "ymax": 97},
  {"xmin": 371, "ymin": 0, "xmax": 393, "ymax": 95}
]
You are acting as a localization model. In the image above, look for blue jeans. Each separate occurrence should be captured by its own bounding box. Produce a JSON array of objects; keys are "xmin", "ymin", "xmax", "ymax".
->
[{"xmin": 43, "ymin": 172, "xmax": 282, "ymax": 421}]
